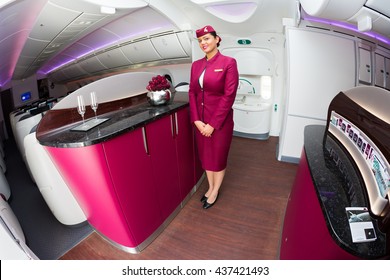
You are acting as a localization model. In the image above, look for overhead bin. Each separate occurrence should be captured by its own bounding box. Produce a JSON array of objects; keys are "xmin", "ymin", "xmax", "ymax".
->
[
  {"xmin": 120, "ymin": 39, "xmax": 162, "ymax": 64},
  {"xmin": 150, "ymin": 32, "xmax": 190, "ymax": 59},
  {"xmin": 299, "ymin": 0, "xmax": 366, "ymax": 21},
  {"xmin": 347, "ymin": 7, "xmax": 390, "ymax": 33},
  {"xmin": 96, "ymin": 48, "xmax": 131, "ymax": 69},
  {"xmin": 365, "ymin": 0, "xmax": 390, "ymax": 17},
  {"xmin": 176, "ymin": 31, "xmax": 192, "ymax": 56},
  {"xmin": 62, "ymin": 64, "xmax": 89, "ymax": 80},
  {"xmin": 78, "ymin": 56, "xmax": 108, "ymax": 74},
  {"xmin": 47, "ymin": 30, "xmax": 192, "ymax": 82},
  {"xmin": 300, "ymin": 0, "xmax": 390, "ymax": 37},
  {"xmin": 49, "ymin": 69, "xmax": 70, "ymax": 82}
]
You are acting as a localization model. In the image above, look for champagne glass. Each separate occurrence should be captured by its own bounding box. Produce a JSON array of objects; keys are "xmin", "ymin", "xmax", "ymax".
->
[
  {"xmin": 90, "ymin": 91, "xmax": 98, "ymax": 120},
  {"xmin": 77, "ymin": 95, "xmax": 86, "ymax": 124}
]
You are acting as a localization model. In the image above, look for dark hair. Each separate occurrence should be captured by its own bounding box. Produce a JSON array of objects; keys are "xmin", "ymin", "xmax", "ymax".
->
[{"xmin": 209, "ymin": 31, "xmax": 221, "ymax": 47}]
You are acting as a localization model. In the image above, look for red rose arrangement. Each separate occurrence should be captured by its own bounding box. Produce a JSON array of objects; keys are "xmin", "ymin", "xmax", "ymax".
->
[{"xmin": 146, "ymin": 75, "xmax": 171, "ymax": 91}]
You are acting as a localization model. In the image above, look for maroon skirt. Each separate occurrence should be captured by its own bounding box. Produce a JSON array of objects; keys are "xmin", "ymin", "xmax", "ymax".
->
[{"xmin": 194, "ymin": 117, "xmax": 234, "ymax": 172}]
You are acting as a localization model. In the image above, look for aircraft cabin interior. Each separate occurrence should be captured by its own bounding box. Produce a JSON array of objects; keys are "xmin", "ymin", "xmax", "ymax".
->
[{"xmin": 0, "ymin": 0, "xmax": 389, "ymax": 262}]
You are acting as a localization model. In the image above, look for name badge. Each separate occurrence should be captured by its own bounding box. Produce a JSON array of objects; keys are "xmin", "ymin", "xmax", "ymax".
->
[{"xmin": 214, "ymin": 68, "xmax": 223, "ymax": 72}]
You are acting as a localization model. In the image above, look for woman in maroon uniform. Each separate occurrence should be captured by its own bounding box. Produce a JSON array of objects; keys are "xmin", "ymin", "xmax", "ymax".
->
[{"xmin": 189, "ymin": 25, "xmax": 239, "ymax": 209}]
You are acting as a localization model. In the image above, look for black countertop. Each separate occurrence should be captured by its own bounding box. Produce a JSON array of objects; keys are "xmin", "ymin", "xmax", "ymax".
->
[
  {"xmin": 304, "ymin": 125, "xmax": 387, "ymax": 259},
  {"xmin": 38, "ymin": 95, "xmax": 189, "ymax": 148}
]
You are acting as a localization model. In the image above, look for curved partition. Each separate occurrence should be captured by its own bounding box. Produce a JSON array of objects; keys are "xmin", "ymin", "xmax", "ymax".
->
[
  {"xmin": 53, "ymin": 72, "xmax": 157, "ymax": 110},
  {"xmin": 24, "ymin": 132, "xmax": 86, "ymax": 226}
]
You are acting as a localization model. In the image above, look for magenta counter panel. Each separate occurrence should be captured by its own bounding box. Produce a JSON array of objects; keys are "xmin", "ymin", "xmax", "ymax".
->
[
  {"xmin": 280, "ymin": 150, "xmax": 359, "ymax": 260},
  {"xmin": 46, "ymin": 144, "xmax": 137, "ymax": 247},
  {"xmin": 44, "ymin": 107, "xmax": 202, "ymax": 252},
  {"xmin": 103, "ymin": 126, "xmax": 163, "ymax": 247}
]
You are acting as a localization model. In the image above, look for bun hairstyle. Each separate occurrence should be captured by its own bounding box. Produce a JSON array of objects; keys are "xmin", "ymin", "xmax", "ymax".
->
[
  {"xmin": 196, "ymin": 25, "xmax": 222, "ymax": 47},
  {"xmin": 209, "ymin": 31, "xmax": 221, "ymax": 47}
]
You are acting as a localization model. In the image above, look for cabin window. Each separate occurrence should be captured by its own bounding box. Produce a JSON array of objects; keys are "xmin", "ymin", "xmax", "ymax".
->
[{"xmin": 260, "ymin": 75, "xmax": 272, "ymax": 100}]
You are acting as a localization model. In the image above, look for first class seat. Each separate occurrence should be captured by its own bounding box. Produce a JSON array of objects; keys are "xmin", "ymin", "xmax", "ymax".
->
[
  {"xmin": 24, "ymin": 132, "xmax": 87, "ymax": 226},
  {"xmin": 14, "ymin": 113, "xmax": 43, "ymax": 162},
  {"xmin": 0, "ymin": 171, "xmax": 11, "ymax": 200},
  {"xmin": 0, "ymin": 195, "xmax": 39, "ymax": 259}
]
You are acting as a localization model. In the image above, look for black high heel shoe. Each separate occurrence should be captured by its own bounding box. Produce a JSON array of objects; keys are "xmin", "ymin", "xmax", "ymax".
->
[
  {"xmin": 203, "ymin": 194, "xmax": 219, "ymax": 209},
  {"xmin": 200, "ymin": 195, "xmax": 208, "ymax": 203}
]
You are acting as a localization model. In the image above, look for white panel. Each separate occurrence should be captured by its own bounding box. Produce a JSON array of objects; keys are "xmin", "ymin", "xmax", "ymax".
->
[
  {"xmin": 222, "ymin": 48, "xmax": 274, "ymax": 75},
  {"xmin": 53, "ymin": 72, "xmax": 156, "ymax": 109},
  {"xmin": 29, "ymin": 2, "xmax": 81, "ymax": 41},
  {"xmin": 151, "ymin": 33, "xmax": 188, "ymax": 59},
  {"xmin": 358, "ymin": 47, "xmax": 372, "ymax": 84},
  {"xmin": 96, "ymin": 48, "xmax": 131, "ymax": 68},
  {"xmin": 366, "ymin": 0, "xmax": 390, "ymax": 18},
  {"xmin": 278, "ymin": 116, "xmax": 326, "ymax": 161},
  {"xmin": 375, "ymin": 53, "xmax": 385, "ymax": 87},
  {"xmin": 120, "ymin": 40, "xmax": 161, "ymax": 63},
  {"xmin": 78, "ymin": 56, "xmax": 107, "ymax": 73},
  {"xmin": 233, "ymin": 103, "xmax": 271, "ymax": 134},
  {"xmin": 287, "ymin": 29, "xmax": 356, "ymax": 119},
  {"xmin": 176, "ymin": 31, "xmax": 192, "ymax": 56},
  {"xmin": 300, "ymin": 0, "xmax": 366, "ymax": 20}
]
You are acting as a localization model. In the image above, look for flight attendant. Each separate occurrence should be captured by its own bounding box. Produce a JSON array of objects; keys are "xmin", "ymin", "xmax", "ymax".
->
[{"xmin": 189, "ymin": 25, "xmax": 239, "ymax": 209}]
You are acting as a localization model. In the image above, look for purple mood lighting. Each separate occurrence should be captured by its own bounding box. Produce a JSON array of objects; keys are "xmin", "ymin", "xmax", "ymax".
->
[{"xmin": 303, "ymin": 15, "xmax": 390, "ymax": 45}]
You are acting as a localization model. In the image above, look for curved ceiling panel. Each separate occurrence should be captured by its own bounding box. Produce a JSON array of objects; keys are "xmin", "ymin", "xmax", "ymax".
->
[
  {"xmin": 121, "ymin": 39, "xmax": 162, "ymax": 64},
  {"xmin": 150, "ymin": 33, "xmax": 188, "ymax": 59},
  {"xmin": 96, "ymin": 48, "xmax": 131, "ymax": 69}
]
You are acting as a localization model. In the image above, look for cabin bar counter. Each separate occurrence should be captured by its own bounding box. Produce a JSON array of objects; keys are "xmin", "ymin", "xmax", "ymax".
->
[
  {"xmin": 36, "ymin": 73, "xmax": 204, "ymax": 253},
  {"xmin": 280, "ymin": 86, "xmax": 390, "ymax": 259}
]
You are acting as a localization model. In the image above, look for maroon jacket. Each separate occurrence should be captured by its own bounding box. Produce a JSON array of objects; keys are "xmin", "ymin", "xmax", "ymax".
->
[{"xmin": 189, "ymin": 51, "xmax": 239, "ymax": 130}]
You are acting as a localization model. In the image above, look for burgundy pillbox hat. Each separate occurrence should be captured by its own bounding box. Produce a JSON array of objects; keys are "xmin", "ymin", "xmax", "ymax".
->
[{"xmin": 196, "ymin": 25, "xmax": 216, "ymax": 38}]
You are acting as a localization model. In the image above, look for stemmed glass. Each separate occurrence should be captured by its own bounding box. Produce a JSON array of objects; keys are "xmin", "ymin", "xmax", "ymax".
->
[
  {"xmin": 90, "ymin": 91, "xmax": 98, "ymax": 120},
  {"xmin": 77, "ymin": 95, "xmax": 86, "ymax": 125}
]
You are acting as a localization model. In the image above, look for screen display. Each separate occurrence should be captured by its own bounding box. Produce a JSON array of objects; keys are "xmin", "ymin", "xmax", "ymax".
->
[
  {"xmin": 21, "ymin": 91, "xmax": 31, "ymax": 102},
  {"xmin": 330, "ymin": 111, "xmax": 390, "ymax": 199}
]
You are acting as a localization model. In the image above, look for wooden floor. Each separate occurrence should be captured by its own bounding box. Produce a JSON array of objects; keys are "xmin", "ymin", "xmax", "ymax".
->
[{"xmin": 61, "ymin": 136, "xmax": 298, "ymax": 260}]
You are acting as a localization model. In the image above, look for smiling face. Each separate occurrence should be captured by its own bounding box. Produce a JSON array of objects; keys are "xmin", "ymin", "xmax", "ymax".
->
[{"xmin": 197, "ymin": 33, "xmax": 219, "ymax": 58}]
